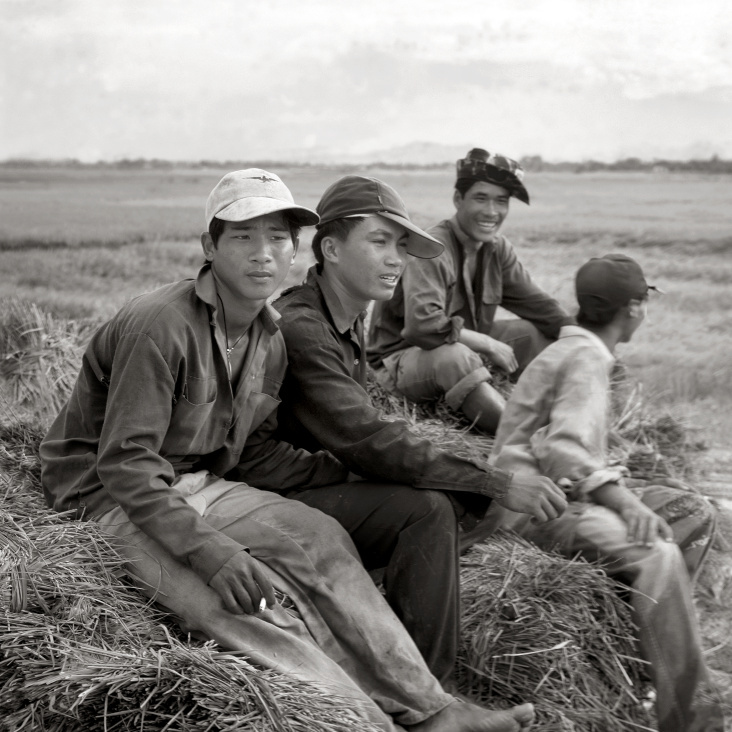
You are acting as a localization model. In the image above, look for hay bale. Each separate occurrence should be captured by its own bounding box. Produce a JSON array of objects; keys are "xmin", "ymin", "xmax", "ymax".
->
[
  {"xmin": 458, "ymin": 534, "xmax": 654, "ymax": 731},
  {"xmin": 0, "ymin": 431, "xmax": 381, "ymax": 732}
]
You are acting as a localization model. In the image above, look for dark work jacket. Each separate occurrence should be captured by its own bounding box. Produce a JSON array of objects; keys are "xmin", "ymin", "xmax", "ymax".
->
[
  {"xmin": 40, "ymin": 265, "xmax": 347, "ymax": 584},
  {"xmin": 274, "ymin": 266, "xmax": 514, "ymax": 528},
  {"xmin": 368, "ymin": 217, "xmax": 573, "ymax": 367}
]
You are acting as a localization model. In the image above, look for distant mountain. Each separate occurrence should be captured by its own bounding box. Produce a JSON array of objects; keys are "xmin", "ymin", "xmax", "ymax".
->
[
  {"xmin": 273, "ymin": 141, "xmax": 470, "ymax": 166},
  {"xmin": 345, "ymin": 142, "xmax": 470, "ymax": 165}
]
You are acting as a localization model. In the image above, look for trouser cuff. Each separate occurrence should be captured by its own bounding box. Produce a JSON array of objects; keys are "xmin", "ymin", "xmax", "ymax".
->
[{"xmin": 444, "ymin": 366, "xmax": 492, "ymax": 411}]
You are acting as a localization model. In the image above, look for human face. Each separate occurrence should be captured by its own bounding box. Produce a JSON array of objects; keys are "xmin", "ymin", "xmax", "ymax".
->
[
  {"xmin": 201, "ymin": 213, "xmax": 296, "ymax": 305},
  {"xmin": 324, "ymin": 215, "xmax": 408, "ymax": 304},
  {"xmin": 453, "ymin": 181, "xmax": 510, "ymax": 242}
]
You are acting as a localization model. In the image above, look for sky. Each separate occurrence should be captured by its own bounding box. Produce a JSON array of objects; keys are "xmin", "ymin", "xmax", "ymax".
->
[{"xmin": 2, "ymin": 0, "xmax": 731, "ymax": 163}]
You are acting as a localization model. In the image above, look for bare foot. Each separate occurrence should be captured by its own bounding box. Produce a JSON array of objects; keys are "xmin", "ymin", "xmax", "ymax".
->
[{"xmin": 408, "ymin": 700, "xmax": 535, "ymax": 732}]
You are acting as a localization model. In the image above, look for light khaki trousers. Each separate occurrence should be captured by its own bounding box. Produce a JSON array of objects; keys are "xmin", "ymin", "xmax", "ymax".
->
[{"xmin": 96, "ymin": 471, "xmax": 454, "ymax": 731}]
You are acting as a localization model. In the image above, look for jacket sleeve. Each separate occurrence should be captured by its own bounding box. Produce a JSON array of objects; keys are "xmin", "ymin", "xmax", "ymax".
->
[
  {"xmin": 279, "ymin": 312, "xmax": 511, "ymax": 499},
  {"xmin": 527, "ymin": 349, "xmax": 617, "ymax": 499},
  {"xmin": 497, "ymin": 239, "xmax": 574, "ymax": 339},
  {"xmin": 226, "ymin": 406, "xmax": 349, "ymax": 490},
  {"xmin": 95, "ymin": 332, "xmax": 247, "ymax": 585},
  {"xmin": 400, "ymin": 254, "xmax": 465, "ymax": 349}
]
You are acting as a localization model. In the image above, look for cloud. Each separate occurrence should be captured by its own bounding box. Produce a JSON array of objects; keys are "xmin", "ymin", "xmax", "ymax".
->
[{"xmin": 1, "ymin": 0, "xmax": 731, "ymax": 160}]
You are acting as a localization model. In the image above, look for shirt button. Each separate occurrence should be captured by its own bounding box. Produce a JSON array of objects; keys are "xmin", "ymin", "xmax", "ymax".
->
[{"xmin": 354, "ymin": 359, "xmax": 360, "ymax": 365}]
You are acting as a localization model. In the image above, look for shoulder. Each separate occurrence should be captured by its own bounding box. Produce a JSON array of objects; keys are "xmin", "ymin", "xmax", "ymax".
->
[
  {"xmin": 275, "ymin": 282, "xmax": 328, "ymax": 327},
  {"xmin": 274, "ymin": 284, "xmax": 338, "ymax": 351},
  {"xmin": 109, "ymin": 279, "xmax": 199, "ymax": 336}
]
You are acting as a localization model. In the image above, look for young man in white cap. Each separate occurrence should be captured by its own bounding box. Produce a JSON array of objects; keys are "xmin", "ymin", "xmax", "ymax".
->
[
  {"xmin": 274, "ymin": 174, "xmax": 567, "ymax": 689},
  {"xmin": 469, "ymin": 253, "xmax": 722, "ymax": 732},
  {"xmin": 40, "ymin": 169, "xmax": 535, "ymax": 732},
  {"xmin": 368, "ymin": 148, "xmax": 574, "ymax": 433}
]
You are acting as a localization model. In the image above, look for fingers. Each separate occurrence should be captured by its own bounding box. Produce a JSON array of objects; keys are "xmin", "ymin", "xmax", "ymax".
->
[
  {"xmin": 210, "ymin": 553, "xmax": 277, "ymax": 615},
  {"xmin": 251, "ymin": 562, "xmax": 277, "ymax": 609},
  {"xmin": 657, "ymin": 518, "xmax": 675, "ymax": 543}
]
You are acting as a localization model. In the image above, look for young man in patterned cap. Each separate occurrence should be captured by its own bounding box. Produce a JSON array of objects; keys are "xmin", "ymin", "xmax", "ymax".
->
[
  {"xmin": 40, "ymin": 169, "xmax": 536, "ymax": 732},
  {"xmin": 274, "ymin": 174, "xmax": 566, "ymax": 691},
  {"xmin": 368, "ymin": 148, "xmax": 574, "ymax": 432},
  {"xmin": 471, "ymin": 254, "xmax": 722, "ymax": 732}
]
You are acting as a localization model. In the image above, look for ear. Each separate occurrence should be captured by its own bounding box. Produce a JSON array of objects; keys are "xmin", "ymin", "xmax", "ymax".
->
[
  {"xmin": 320, "ymin": 236, "xmax": 340, "ymax": 265},
  {"xmin": 452, "ymin": 189, "xmax": 463, "ymax": 210},
  {"xmin": 627, "ymin": 299, "xmax": 644, "ymax": 318},
  {"xmin": 291, "ymin": 234, "xmax": 300, "ymax": 262},
  {"xmin": 201, "ymin": 232, "xmax": 215, "ymax": 261}
]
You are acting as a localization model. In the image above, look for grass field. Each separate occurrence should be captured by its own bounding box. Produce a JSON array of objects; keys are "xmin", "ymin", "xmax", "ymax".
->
[
  {"xmin": 3, "ymin": 164, "xmax": 731, "ymax": 440},
  {"xmin": 1, "ymin": 163, "xmax": 731, "ymax": 726}
]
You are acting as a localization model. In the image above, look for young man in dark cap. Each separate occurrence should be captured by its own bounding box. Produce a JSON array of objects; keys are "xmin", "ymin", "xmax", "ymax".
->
[
  {"xmin": 40, "ymin": 169, "xmax": 536, "ymax": 732},
  {"xmin": 471, "ymin": 253, "xmax": 722, "ymax": 732},
  {"xmin": 274, "ymin": 174, "xmax": 566, "ymax": 690},
  {"xmin": 368, "ymin": 148, "xmax": 573, "ymax": 433}
]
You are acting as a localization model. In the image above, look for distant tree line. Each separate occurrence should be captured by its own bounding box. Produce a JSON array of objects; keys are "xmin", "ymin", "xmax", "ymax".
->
[
  {"xmin": 518, "ymin": 154, "xmax": 732, "ymax": 174},
  {"xmin": 2, "ymin": 155, "xmax": 732, "ymax": 174}
]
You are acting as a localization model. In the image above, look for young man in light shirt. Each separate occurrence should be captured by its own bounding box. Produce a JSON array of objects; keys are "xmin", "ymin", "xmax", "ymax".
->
[{"xmin": 473, "ymin": 254, "xmax": 722, "ymax": 732}]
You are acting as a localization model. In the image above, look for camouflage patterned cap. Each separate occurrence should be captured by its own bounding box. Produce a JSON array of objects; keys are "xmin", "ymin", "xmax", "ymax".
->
[{"xmin": 456, "ymin": 148, "xmax": 530, "ymax": 204}]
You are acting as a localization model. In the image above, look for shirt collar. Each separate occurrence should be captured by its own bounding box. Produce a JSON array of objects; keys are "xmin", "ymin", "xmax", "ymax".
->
[
  {"xmin": 449, "ymin": 215, "xmax": 479, "ymax": 249},
  {"xmin": 308, "ymin": 266, "xmax": 366, "ymax": 335},
  {"xmin": 195, "ymin": 264, "xmax": 280, "ymax": 335},
  {"xmin": 559, "ymin": 324, "xmax": 615, "ymax": 362}
]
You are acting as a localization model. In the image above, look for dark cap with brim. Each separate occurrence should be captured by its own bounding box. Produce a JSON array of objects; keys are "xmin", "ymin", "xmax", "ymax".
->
[
  {"xmin": 575, "ymin": 253, "xmax": 663, "ymax": 317},
  {"xmin": 456, "ymin": 148, "xmax": 530, "ymax": 204},
  {"xmin": 316, "ymin": 175, "xmax": 444, "ymax": 259}
]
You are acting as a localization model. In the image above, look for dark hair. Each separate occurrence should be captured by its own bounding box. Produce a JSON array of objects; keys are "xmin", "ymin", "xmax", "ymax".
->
[
  {"xmin": 576, "ymin": 293, "xmax": 648, "ymax": 328},
  {"xmin": 454, "ymin": 179, "xmax": 477, "ymax": 198},
  {"xmin": 208, "ymin": 212, "xmax": 302, "ymax": 246},
  {"xmin": 576, "ymin": 305, "xmax": 620, "ymax": 329},
  {"xmin": 310, "ymin": 217, "xmax": 366, "ymax": 266}
]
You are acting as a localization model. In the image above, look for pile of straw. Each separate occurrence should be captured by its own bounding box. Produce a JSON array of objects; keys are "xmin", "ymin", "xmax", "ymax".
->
[
  {"xmin": 0, "ymin": 305, "xmax": 703, "ymax": 730},
  {"xmin": 0, "ymin": 299, "xmax": 88, "ymax": 424},
  {"xmin": 0, "ymin": 428, "xmax": 381, "ymax": 732},
  {"xmin": 458, "ymin": 535, "xmax": 654, "ymax": 731}
]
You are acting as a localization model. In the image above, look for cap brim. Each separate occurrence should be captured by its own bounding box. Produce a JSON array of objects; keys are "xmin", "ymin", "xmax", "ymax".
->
[
  {"xmin": 378, "ymin": 212, "xmax": 444, "ymax": 259},
  {"xmin": 211, "ymin": 197, "xmax": 320, "ymax": 227}
]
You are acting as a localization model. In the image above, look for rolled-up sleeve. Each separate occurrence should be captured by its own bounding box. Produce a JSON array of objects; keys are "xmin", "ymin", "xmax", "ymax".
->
[{"xmin": 401, "ymin": 256, "xmax": 465, "ymax": 349}]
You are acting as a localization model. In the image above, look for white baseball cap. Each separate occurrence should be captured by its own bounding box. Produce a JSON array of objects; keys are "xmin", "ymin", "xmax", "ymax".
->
[{"xmin": 205, "ymin": 169, "xmax": 320, "ymax": 229}]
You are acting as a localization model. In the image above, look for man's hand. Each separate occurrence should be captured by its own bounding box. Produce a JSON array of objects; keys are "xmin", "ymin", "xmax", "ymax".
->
[
  {"xmin": 209, "ymin": 550, "xmax": 277, "ymax": 615},
  {"xmin": 590, "ymin": 482, "xmax": 674, "ymax": 546},
  {"xmin": 483, "ymin": 337, "xmax": 518, "ymax": 374},
  {"xmin": 618, "ymin": 501, "xmax": 674, "ymax": 546},
  {"xmin": 496, "ymin": 474, "xmax": 568, "ymax": 522},
  {"xmin": 458, "ymin": 329, "xmax": 518, "ymax": 373}
]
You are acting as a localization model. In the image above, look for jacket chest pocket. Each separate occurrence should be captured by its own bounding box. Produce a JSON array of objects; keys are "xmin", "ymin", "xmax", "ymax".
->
[{"xmin": 164, "ymin": 377, "xmax": 222, "ymax": 455}]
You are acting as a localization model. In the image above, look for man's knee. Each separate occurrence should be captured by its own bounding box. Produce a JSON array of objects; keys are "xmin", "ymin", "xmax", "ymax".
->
[
  {"xmin": 396, "ymin": 343, "xmax": 485, "ymax": 400},
  {"xmin": 405, "ymin": 490, "xmax": 455, "ymax": 526}
]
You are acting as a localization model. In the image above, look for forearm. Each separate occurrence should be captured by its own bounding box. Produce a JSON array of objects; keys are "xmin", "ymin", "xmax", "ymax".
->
[
  {"xmin": 458, "ymin": 328, "xmax": 498, "ymax": 356},
  {"xmin": 589, "ymin": 481, "xmax": 640, "ymax": 512}
]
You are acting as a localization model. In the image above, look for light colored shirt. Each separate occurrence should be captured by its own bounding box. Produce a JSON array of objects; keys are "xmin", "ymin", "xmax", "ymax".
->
[{"xmin": 492, "ymin": 325, "xmax": 626, "ymax": 499}]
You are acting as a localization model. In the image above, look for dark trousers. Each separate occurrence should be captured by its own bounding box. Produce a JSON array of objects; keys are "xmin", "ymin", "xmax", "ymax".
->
[{"xmin": 290, "ymin": 482, "xmax": 460, "ymax": 686}]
